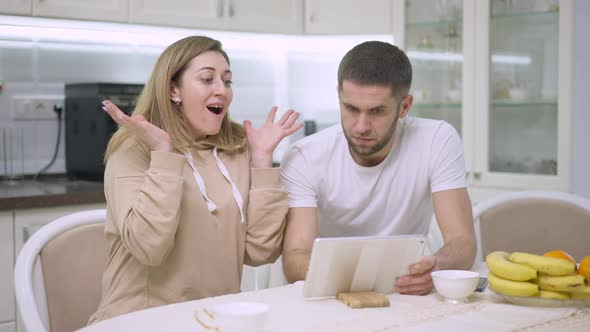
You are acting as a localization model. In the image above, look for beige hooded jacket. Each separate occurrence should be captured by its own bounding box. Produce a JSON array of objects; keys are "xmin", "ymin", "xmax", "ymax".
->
[{"xmin": 89, "ymin": 139, "xmax": 288, "ymax": 323}]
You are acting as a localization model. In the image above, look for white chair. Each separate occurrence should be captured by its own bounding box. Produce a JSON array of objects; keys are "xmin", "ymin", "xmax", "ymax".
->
[
  {"xmin": 473, "ymin": 191, "xmax": 590, "ymax": 263},
  {"xmin": 14, "ymin": 209, "xmax": 108, "ymax": 332}
]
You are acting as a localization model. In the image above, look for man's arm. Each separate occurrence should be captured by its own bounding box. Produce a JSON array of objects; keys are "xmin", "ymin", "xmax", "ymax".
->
[
  {"xmin": 282, "ymin": 207, "xmax": 318, "ymax": 283},
  {"xmin": 395, "ymin": 188, "xmax": 476, "ymax": 295},
  {"xmin": 431, "ymin": 187, "xmax": 477, "ymax": 270}
]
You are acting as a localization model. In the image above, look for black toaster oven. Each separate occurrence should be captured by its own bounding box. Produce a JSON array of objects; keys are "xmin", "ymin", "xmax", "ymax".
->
[{"xmin": 65, "ymin": 83, "xmax": 143, "ymax": 181}]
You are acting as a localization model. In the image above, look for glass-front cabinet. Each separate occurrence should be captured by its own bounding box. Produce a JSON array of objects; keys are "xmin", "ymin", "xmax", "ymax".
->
[
  {"xmin": 393, "ymin": 0, "xmax": 573, "ymax": 197},
  {"xmin": 402, "ymin": 0, "xmax": 464, "ymax": 135}
]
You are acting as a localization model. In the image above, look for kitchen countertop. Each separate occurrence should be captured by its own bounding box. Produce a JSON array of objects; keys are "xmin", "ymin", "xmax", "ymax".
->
[{"xmin": 0, "ymin": 176, "xmax": 105, "ymax": 210}]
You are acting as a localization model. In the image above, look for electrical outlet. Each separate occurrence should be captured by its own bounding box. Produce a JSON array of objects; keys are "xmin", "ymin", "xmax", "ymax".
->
[{"xmin": 12, "ymin": 95, "xmax": 64, "ymax": 120}]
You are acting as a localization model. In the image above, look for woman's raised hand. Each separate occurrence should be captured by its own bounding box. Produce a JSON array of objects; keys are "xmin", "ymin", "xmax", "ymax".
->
[
  {"xmin": 243, "ymin": 106, "xmax": 303, "ymax": 168},
  {"xmin": 102, "ymin": 100, "xmax": 173, "ymax": 152}
]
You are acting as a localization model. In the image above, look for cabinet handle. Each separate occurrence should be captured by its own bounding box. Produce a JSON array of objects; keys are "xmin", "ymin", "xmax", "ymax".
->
[
  {"xmin": 22, "ymin": 225, "xmax": 43, "ymax": 243},
  {"xmin": 228, "ymin": 0, "xmax": 235, "ymax": 18},
  {"xmin": 23, "ymin": 226, "xmax": 32, "ymax": 243},
  {"xmin": 473, "ymin": 172, "xmax": 481, "ymax": 180},
  {"xmin": 308, "ymin": 0, "xmax": 319, "ymax": 24},
  {"xmin": 217, "ymin": 0, "xmax": 224, "ymax": 18}
]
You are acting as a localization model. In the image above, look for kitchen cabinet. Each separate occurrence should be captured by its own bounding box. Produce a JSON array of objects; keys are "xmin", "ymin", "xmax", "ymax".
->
[
  {"xmin": 32, "ymin": 0, "xmax": 129, "ymax": 23},
  {"xmin": 0, "ymin": 212, "xmax": 14, "ymax": 327},
  {"xmin": 130, "ymin": 0, "xmax": 303, "ymax": 33},
  {"xmin": 394, "ymin": 0, "xmax": 574, "ymax": 202},
  {"xmin": 0, "ymin": 322, "xmax": 15, "ymax": 332},
  {"xmin": 129, "ymin": 0, "xmax": 224, "ymax": 30},
  {"xmin": 304, "ymin": 0, "xmax": 392, "ymax": 34},
  {"xmin": 223, "ymin": 0, "xmax": 302, "ymax": 33},
  {"xmin": 5, "ymin": 0, "xmax": 394, "ymax": 35},
  {"xmin": 1, "ymin": 0, "xmax": 31, "ymax": 16}
]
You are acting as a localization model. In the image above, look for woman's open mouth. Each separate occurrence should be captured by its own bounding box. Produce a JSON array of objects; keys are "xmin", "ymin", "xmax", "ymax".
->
[{"xmin": 207, "ymin": 104, "xmax": 224, "ymax": 115}]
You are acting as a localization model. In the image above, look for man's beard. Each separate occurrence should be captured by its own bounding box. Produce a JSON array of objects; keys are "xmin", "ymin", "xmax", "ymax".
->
[{"xmin": 343, "ymin": 115, "xmax": 399, "ymax": 157}]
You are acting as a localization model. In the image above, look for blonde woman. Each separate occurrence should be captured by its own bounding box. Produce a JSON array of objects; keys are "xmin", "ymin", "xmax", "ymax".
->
[{"xmin": 89, "ymin": 36, "xmax": 302, "ymax": 323}]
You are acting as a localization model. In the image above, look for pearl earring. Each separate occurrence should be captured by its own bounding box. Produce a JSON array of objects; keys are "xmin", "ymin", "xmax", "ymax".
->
[{"xmin": 173, "ymin": 97, "xmax": 181, "ymax": 105}]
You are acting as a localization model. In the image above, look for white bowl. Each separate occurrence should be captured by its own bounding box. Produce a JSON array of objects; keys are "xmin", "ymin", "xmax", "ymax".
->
[
  {"xmin": 446, "ymin": 89, "xmax": 462, "ymax": 102},
  {"xmin": 509, "ymin": 88, "xmax": 529, "ymax": 102},
  {"xmin": 412, "ymin": 89, "xmax": 428, "ymax": 103},
  {"xmin": 431, "ymin": 270, "xmax": 480, "ymax": 303}
]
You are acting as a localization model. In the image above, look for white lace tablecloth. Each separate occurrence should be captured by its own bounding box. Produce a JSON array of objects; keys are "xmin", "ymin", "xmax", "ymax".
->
[{"xmin": 80, "ymin": 280, "xmax": 589, "ymax": 332}]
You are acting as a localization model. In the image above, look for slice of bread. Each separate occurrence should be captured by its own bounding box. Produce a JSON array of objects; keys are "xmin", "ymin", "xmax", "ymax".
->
[{"xmin": 337, "ymin": 291, "xmax": 390, "ymax": 308}]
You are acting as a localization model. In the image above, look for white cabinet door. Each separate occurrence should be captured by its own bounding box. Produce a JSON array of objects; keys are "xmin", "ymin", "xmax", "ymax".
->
[
  {"xmin": 131, "ymin": 0, "xmax": 302, "ymax": 33},
  {"xmin": 32, "ymin": 0, "xmax": 129, "ymax": 23},
  {"xmin": 1, "ymin": 0, "xmax": 31, "ymax": 15},
  {"xmin": 305, "ymin": 0, "xmax": 392, "ymax": 34},
  {"xmin": 0, "ymin": 321, "xmax": 15, "ymax": 332},
  {"xmin": 0, "ymin": 212, "xmax": 14, "ymax": 324},
  {"xmin": 470, "ymin": 0, "xmax": 572, "ymax": 191},
  {"xmin": 224, "ymin": 0, "xmax": 302, "ymax": 33},
  {"xmin": 130, "ymin": 0, "xmax": 224, "ymax": 29},
  {"xmin": 396, "ymin": 0, "xmax": 576, "ymax": 195}
]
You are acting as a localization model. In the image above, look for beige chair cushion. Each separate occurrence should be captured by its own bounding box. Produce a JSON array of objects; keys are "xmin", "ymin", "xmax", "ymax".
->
[
  {"xmin": 40, "ymin": 223, "xmax": 108, "ymax": 332},
  {"xmin": 479, "ymin": 198, "xmax": 590, "ymax": 261}
]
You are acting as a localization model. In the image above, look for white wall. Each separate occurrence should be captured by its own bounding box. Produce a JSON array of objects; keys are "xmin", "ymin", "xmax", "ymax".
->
[
  {"xmin": 0, "ymin": 38, "xmax": 286, "ymax": 177},
  {"xmin": 571, "ymin": 0, "xmax": 590, "ymax": 199},
  {"xmin": 0, "ymin": 18, "xmax": 393, "ymax": 178},
  {"xmin": 0, "ymin": 43, "xmax": 159, "ymax": 176}
]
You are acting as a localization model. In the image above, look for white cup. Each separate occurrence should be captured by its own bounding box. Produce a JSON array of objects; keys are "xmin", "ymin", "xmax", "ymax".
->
[
  {"xmin": 412, "ymin": 89, "xmax": 428, "ymax": 103},
  {"xmin": 509, "ymin": 88, "xmax": 528, "ymax": 102},
  {"xmin": 541, "ymin": 88, "xmax": 557, "ymax": 101},
  {"xmin": 446, "ymin": 89, "xmax": 462, "ymax": 102},
  {"xmin": 194, "ymin": 302, "xmax": 269, "ymax": 332},
  {"xmin": 431, "ymin": 270, "xmax": 480, "ymax": 304}
]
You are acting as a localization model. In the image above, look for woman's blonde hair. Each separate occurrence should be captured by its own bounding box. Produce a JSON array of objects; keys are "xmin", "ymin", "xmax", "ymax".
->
[{"xmin": 104, "ymin": 35, "xmax": 245, "ymax": 162}]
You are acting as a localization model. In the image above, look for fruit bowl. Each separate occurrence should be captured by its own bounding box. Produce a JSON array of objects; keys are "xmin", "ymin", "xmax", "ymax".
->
[{"xmin": 490, "ymin": 289, "xmax": 590, "ymax": 308}]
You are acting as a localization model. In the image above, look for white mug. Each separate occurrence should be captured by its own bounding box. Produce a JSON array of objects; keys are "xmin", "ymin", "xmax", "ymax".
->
[{"xmin": 194, "ymin": 301, "xmax": 269, "ymax": 332}]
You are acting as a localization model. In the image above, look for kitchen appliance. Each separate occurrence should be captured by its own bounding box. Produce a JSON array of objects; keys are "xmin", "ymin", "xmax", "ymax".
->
[{"xmin": 65, "ymin": 83, "xmax": 143, "ymax": 181}]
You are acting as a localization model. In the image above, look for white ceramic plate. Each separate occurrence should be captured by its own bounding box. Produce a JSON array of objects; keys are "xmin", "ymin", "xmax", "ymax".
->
[{"xmin": 491, "ymin": 289, "xmax": 590, "ymax": 307}]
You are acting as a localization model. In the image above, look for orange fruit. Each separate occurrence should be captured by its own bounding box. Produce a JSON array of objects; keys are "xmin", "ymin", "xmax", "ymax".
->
[
  {"xmin": 578, "ymin": 256, "xmax": 590, "ymax": 280},
  {"xmin": 543, "ymin": 250, "xmax": 576, "ymax": 265}
]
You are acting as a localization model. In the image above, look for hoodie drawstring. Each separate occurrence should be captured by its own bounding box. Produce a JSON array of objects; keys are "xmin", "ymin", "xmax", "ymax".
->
[{"xmin": 184, "ymin": 147, "xmax": 245, "ymax": 223}]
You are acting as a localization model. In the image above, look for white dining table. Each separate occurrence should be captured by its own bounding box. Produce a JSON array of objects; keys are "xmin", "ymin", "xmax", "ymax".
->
[{"xmin": 79, "ymin": 266, "xmax": 590, "ymax": 332}]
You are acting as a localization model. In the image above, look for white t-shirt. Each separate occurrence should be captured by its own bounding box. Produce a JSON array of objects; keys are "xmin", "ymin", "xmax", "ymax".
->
[{"xmin": 280, "ymin": 116, "xmax": 467, "ymax": 237}]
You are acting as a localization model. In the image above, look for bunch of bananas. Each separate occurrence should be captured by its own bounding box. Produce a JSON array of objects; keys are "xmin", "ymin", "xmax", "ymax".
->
[{"xmin": 486, "ymin": 251, "xmax": 590, "ymax": 300}]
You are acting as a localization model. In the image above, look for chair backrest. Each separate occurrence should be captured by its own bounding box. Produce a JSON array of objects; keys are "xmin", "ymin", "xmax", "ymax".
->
[
  {"xmin": 473, "ymin": 191, "xmax": 590, "ymax": 262},
  {"xmin": 14, "ymin": 209, "xmax": 108, "ymax": 332}
]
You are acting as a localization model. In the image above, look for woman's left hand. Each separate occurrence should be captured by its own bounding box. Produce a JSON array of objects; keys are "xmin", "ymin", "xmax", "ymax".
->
[{"xmin": 244, "ymin": 106, "xmax": 303, "ymax": 168}]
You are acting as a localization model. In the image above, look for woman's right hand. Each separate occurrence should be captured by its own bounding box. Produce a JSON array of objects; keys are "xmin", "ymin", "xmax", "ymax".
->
[{"xmin": 102, "ymin": 100, "xmax": 173, "ymax": 152}]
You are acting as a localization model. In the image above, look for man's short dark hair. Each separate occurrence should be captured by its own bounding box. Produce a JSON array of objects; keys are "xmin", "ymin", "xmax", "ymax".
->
[{"xmin": 337, "ymin": 41, "xmax": 412, "ymax": 97}]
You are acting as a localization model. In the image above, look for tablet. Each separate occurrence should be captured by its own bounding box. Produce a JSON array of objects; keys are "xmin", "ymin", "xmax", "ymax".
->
[{"xmin": 302, "ymin": 235, "xmax": 426, "ymax": 299}]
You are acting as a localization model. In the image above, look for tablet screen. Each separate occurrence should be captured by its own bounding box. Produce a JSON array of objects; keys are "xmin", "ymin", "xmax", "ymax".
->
[{"xmin": 303, "ymin": 235, "xmax": 426, "ymax": 298}]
